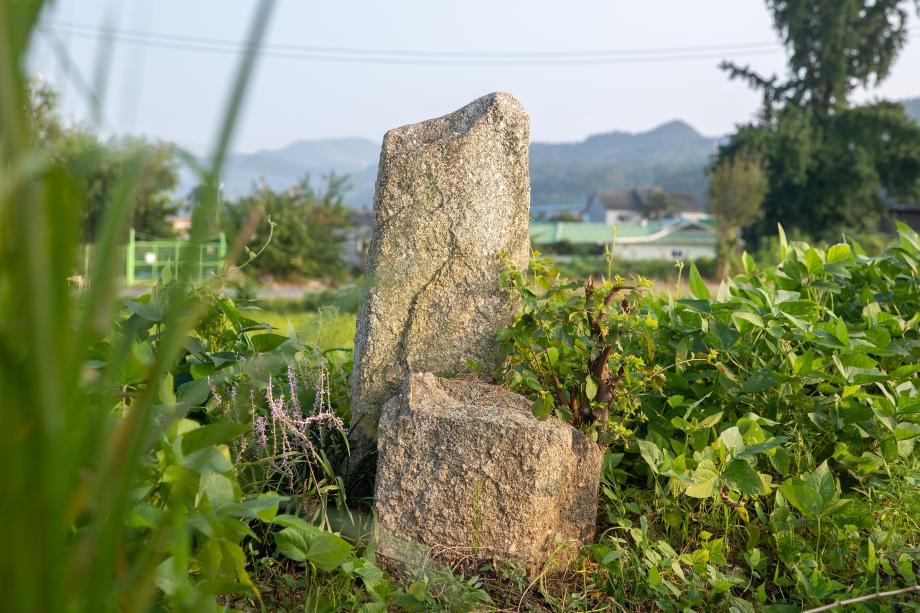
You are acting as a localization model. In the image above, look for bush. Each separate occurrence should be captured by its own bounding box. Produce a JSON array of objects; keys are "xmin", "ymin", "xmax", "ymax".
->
[{"xmin": 498, "ymin": 224, "xmax": 920, "ymax": 610}]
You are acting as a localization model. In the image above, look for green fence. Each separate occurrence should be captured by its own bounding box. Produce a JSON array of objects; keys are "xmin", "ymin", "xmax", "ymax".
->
[{"xmin": 80, "ymin": 229, "xmax": 227, "ymax": 286}]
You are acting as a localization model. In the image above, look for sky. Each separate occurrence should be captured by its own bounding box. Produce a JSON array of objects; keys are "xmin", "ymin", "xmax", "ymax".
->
[{"xmin": 28, "ymin": 0, "xmax": 920, "ymax": 154}]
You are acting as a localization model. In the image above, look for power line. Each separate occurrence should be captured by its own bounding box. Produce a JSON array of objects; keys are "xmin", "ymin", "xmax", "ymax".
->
[
  {"xmin": 42, "ymin": 19, "xmax": 785, "ymax": 58},
  {"xmin": 37, "ymin": 20, "xmax": 789, "ymax": 66}
]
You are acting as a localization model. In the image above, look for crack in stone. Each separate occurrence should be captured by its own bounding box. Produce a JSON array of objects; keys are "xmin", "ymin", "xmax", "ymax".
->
[{"xmin": 394, "ymin": 191, "xmax": 460, "ymax": 373}]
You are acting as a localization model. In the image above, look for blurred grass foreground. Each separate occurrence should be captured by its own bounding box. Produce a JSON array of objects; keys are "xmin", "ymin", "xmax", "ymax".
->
[{"xmin": 0, "ymin": 1, "xmax": 280, "ymax": 610}]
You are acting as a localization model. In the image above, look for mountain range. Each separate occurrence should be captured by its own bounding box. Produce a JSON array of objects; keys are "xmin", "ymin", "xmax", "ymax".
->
[{"xmin": 196, "ymin": 97, "xmax": 920, "ymax": 211}]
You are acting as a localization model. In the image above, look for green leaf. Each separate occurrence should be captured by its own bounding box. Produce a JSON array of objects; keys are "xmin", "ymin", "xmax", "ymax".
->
[
  {"xmin": 697, "ymin": 411, "xmax": 724, "ymax": 430},
  {"xmin": 182, "ymin": 446, "xmax": 234, "ymax": 475},
  {"xmin": 719, "ymin": 427, "xmax": 745, "ymax": 455},
  {"xmin": 804, "ymin": 460, "xmax": 837, "ymax": 506},
  {"xmin": 804, "ymin": 248, "xmax": 824, "ymax": 274},
  {"xmin": 741, "ymin": 251, "xmax": 755, "ymax": 274},
  {"xmin": 273, "ymin": 527, "xmax": 311, "ymax": 562},
  {"xmin": 833, "ymin": 317, "xmax": 850, "ymax": 349},
  {"xmin": 306, "ymin": 532, "xmax": 354, "ymax": 572},
  {"xmin": 723, "ymin": 460, "xmax": 766, "ymax": 495},
  {"xmin": 199, "ymin": 473, "xmax": 236, "ymax": 508},
  {"xmin": 250, "ymin": 332, "xmax": 289, "ymax": 353},
  {"xmin": 585, "ymin": 375, "xmax": 598, "ymax": 401},
  {"xmin": 227, "ymin": 494, "xmax": 286, "ymax": 521},
  {"xmin": 272, "ymin": 514, "xmax": 320, "ymax": 533},
  {"xmin": 181, "ymin": 422, "xmax": 250, "ymax": 456},
  {"xmin": 124, "ymin": 299, "xmax": 162, "ymax": 323},
  {"xmin": 778, "ymin": 224, "xmax": 788, "ymax": 260},
  {"xmin": 530, "ymin": 395, "xmax": 554, "ymax": 421},
  {"xmin": 732, "ymin": 311, "xmax": 764, "ymax": 330},
  {"xmin": 741, "ymin": 368, "xmax": 778, "ymax": 393},
  {"xmin": 272, "ymin": 523, "xmax": 353, "ymax": 572},
  {"xmin": 779, "ymin": 481, "xmax": 824, "ymax": 518},
  {"xmin": 688, "ymin": 263, "xmax": 710, "ymax": 300},
  {"xmin": 685, "ymin": 460, "xmax": 719, "ymax": 498},
  {"xmin": 826, "ymin": 244, "xmax": 852, "ymax": 264},
  {"xmin": 780, "ymin": 461, "xmax": 838, "ymax": 518},
  {"xmin": 637, "ymin": 439, "xmax": 664, "ymax": 474},
  {"xmin": 736, "ymin": 437, "xmax": 790, "ymax": 460}
]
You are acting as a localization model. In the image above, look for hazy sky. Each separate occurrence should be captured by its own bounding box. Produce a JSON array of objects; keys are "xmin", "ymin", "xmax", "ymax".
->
[{"xmin": 29, "ymin": 0, "xmax": 920, "ymax": 154}]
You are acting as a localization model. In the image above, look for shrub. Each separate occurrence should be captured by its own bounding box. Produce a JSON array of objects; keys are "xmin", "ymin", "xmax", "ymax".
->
[{"xmin": 498, "ymin": 224, "xmax": 920, "ymax": 609}]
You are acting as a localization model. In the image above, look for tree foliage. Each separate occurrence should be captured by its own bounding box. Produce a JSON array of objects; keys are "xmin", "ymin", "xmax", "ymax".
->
[
  {"xmin": 28, "ymin": 81, "xmax": 181, "ymax": 241},
  {"xmin": 224, "ymin": 174, "xmax": 355, "ymax": 281},
  {"xmin": 717, "ymin": 0, "xmax": 920, "ymax": 243},
  {"xmin": 644, "ymin": 190, "xmax": 679, "ymax": 220},
  {"xmin": 708, "ymin": 157, "xmax": 767, "ymax": 276}
]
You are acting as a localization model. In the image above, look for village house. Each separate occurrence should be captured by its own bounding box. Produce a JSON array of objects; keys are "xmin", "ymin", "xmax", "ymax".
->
[
  {"xmin": 530, "ymin": 217, "xmax": 717, "ymax": 261},
  {"xmin": 583, "ymin": 187, "xmax": 707, "ymax": 224}
]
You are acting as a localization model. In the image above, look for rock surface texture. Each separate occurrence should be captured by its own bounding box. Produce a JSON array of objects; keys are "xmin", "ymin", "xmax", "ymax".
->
[
  {"xmin": 375, "ymin": 373, "xmax": 603, "ymax": 573},
  {"xmin": 350, "ymin": 92, "xmax": 531, "ymax": 442}
]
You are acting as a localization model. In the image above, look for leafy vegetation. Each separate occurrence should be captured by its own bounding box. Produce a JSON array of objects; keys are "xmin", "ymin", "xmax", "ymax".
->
[
  {"xmin": 222, "ymin": 174, "xmax": 357, "ymax": 283},
  {"xmin": 29, "ymin": 80, "xmax": 183, "ymax": 241},
  {"xmin": 498, "ymin": 224, "xmax": 920, "ymax": 609},
  {"xmin": 708, "ymin": 156, "xmax": 768, "ymax": 277},
  {"xmin": 6, "ymin": 0, "xmax": 920, "ymax": 610}
]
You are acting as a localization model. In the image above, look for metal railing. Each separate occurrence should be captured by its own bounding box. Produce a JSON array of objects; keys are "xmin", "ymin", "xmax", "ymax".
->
[{"xmin": 80, "ymin": 229, "xmax": 227, "ymax": 286}]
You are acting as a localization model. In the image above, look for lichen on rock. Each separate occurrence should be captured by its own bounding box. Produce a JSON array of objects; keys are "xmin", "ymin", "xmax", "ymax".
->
[
  {"xmin": 349, "ymin": 92, "xmax": 531, "ymax": 444},
  {"xmin": 374, "ymin": 373, "xmax": 603, "ymax": 574}
]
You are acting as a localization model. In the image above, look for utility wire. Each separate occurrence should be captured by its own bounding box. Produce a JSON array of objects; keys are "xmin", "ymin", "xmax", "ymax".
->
[
  {"xmin": 37, "ymin": 20, "xmax": 791, "ymax": 66},
  {"xmin": 41, "ymin": 19, "xmax": 786, "ymax": 58}
]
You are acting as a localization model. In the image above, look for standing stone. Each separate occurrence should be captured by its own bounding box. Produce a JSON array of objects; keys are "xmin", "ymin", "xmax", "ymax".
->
[
  {"xmin": 375, "ymin": 373, "xmax": 603, "ymax": 574},
  {"xmin": 350, "ymin": 92, "xmax": 531, "ymax": 442}
]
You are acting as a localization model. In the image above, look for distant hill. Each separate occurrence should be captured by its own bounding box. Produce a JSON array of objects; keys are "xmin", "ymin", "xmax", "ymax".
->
[
  {"xmin": 529, "ymin": 120, "xmax": 720, "ymax": 206},
  {"xmin": 180, "ymin": 137, "xmax": 381, "ymax": 204},
  {"xmin": 189, "ymin": 120, "xmax": 720, "ymax": 210},
  {"xmin": 186, "ymin": 99, "xmax": 919, "ymax": 210}
]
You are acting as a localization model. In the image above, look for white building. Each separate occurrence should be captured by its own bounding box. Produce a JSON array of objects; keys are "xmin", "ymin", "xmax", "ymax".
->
[
  {"xmin": 584, "ymin": 188, "xmax": 708, "ymax": 224},
  {"xmin": 530, "ymin": 217, "xmax": 717, "ymax": 261}
]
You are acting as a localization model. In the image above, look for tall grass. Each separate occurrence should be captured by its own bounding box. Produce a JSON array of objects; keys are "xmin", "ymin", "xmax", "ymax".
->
[{"xmin": 0, "ymin": 2, "xmax": 275, "ymax": 610}]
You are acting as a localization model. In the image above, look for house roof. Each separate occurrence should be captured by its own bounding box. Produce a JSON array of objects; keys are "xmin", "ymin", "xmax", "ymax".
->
[
  {"xmin": 530, "ymin": 218, "xmax": 716, "ymax": 246},
  {"xmin": 587, "ymin": 188, "xmax": 703, "ymax": 213}
]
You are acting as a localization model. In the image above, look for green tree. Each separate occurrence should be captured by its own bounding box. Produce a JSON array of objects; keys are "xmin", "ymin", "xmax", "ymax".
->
[
  {"xmin": 717, "ymin": 0, "xmax": 920, "ymax": 242},
  {"xmin": 724, "ymin": 0, "xmax": 916, "ymax": 117},
  {"xmin": 707, "ymin": 157, "xmax": 767, "ymax": 277},
  {"xmin": 224, "ymin": 173, "xmax": 355, "ymax": 281},
  {"xmin": 644, "ymin": 190, "xmax": 679, "ymax": 220},
  {"xmin": 29, "ymin": 83, "xmax": 180, "ymax": 241}
]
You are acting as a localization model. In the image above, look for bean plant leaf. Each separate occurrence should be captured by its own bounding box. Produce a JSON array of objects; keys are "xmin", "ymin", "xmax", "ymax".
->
[
  {"xmin": 306, "ymin": 532, "xmax": 355, "ymax": 571},
  {"xmin": 685, "ymin": 460, "xmax": 719, "ymax": 498},
  {"xmin": 531, "ymin": 395, "xmax": 553, "ymax": 420},
  {"xmin": 585, "ymin": 375, "xmax": 598, "ymax": 401},
  {"xmin": 741, "ymin": 368, "xmax": 778, "ymax": 393},
  {"xmin": 250, "ymin": 333, "xmax": 289, "ymax": 353},
  {"xmin": 803, "ymin": 460, "xmax": 837, "ymax": 504},
  {"xmin": 637, "ymin": 439, "xmax": 664, "ymax": 474},
  {"xmin": 779, "ymin": 461, "xmax": 838, "ymax": 518},
  {"xmin": 732, "ymin": 311, "xmax": 764, "ymax": 330},
  {"xmin": 272, "ymin": 522, "xmax": 353, "ymax": 572},
  {"xmin": 688, "ymin": 263, "xmax": 710, "ymax": 300},
  {"xmin": 827, "ymin": 244, "xmax": 852, "ymax": 264},
  {"xmin": 779, "ymin": 481, "xmax": 825, "ymax": 518},
  {"xmin": 736, "ymin": 436, "xmax": 790, "ymax": 460},
  {"xmin": 722, "ymin": 460, "xmax": 766, "ymax": 495},
  {"xmin": 719, "ymin": 427, "xmax": 745, "ymax": 455}
]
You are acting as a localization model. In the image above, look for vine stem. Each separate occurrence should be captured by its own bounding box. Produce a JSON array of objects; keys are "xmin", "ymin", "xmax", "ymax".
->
[{"xmin": 801, "ymin": 584, "xmax": 920, "ymax": 613}]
